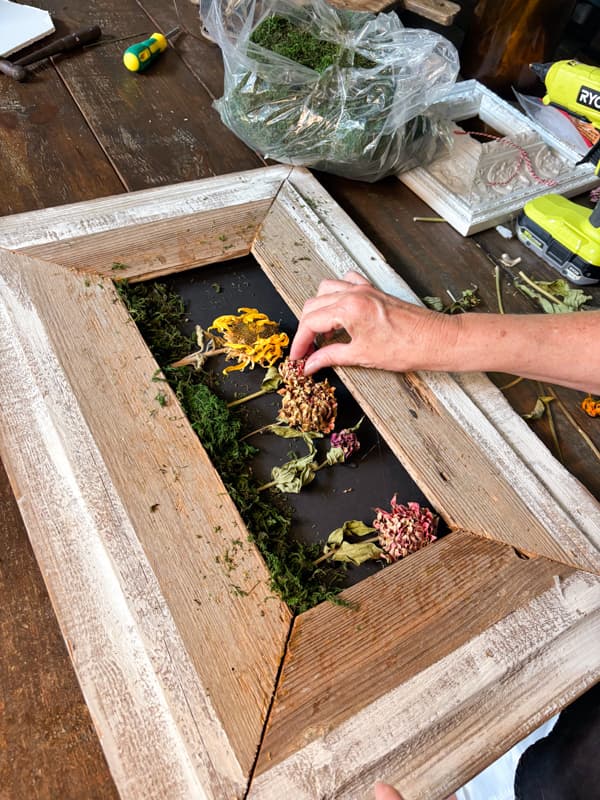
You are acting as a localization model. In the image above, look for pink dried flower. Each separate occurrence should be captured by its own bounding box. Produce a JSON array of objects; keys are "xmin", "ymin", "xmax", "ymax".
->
[
  {"xmin": 278, "ymin": 358, "xmax": 306, "ymax": 385},
  {"xmin": 373, "ymin": 496, "xmax": 438, "ymax": 564},
  {"xmin": 330, "ymin": 429, "xmax": 360, "ymax": 460}
]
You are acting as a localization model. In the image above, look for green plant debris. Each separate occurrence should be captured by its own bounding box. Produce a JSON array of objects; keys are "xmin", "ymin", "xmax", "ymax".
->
[
  {"xmin": 423, "ymin": 288, "xmax": 481, "ymax": 314},
  {"xmin": 514, "ymin": 272, "xmax": 592, "ymax": 313},
  {"xmin": 111, "ymin": 262, "xmax": 128, "ymax": 271},
  {"xmin": 117, "ymin": 279, "xmax": 346, "ymax": 612},
  {"xmin": 155, "ymin": 390, "xmax": 168, "ymax": 407},
  {"xmin": 250, "ymin": 15, "xmax": 375, "ymax": 72}
]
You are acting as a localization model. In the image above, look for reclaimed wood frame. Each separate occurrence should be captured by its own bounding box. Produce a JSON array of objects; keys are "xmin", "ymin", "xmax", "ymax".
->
[
  {"xmin": 0, "ymin": 164, "xmax": 599, "ymax": 800},
  {"xmin": 399, "ymin": 80, "xmax": 600, "ymax": 235}
]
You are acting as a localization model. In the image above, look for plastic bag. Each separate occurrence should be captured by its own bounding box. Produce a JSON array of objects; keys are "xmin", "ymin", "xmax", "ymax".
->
[{"xmin": 201, "ymin": 0, "xmax": 460, "ymax": 182}]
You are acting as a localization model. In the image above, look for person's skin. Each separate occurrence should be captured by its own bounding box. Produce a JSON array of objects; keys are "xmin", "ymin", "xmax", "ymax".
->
[
  {"xmin": 374, "ymin": 782, "xmax": 403, "ymax": 800},
  {"xmin": 289, "ymin": 271, "xmax": 600, "ymax": 394}
]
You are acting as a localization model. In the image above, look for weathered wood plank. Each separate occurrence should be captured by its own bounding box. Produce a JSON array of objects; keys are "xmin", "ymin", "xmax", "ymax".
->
[
  {"xmin": 257, "ymin": 532, "xmax": 574, "ymax": 773},
  {"xmin": 28, "ymin": 0, "xmax": 261, "ymax": 191},
  {"xmin": 251, "ymin": 540, "xmax": 600, "ymax": 799},
  {"xmin": 0, "ymin": 458, "xmax": 119, "ymax": 800},
  {"xmin": 0, "ymin": 166, "xmax": 290, "ymax": 281},
  {"xmin": 0, "ymin": 53, "xmax": 123, "ymax": 215},
  {"xmin": 0, "ymin": 247, "xmax": 292, "ymax": 793},
  {"xmin": 251, "ymin": 170, "xmax": 600, "ymax": 572}
]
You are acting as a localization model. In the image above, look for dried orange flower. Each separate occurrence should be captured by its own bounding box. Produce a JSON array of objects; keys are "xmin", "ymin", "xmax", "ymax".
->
[
  {"xmin": 277, "ymin": 357, "xmax": 337, "ymax": 434},
  {"xmin": 209, "ymin": 308, "xmax": 288, "ymax": 374}
]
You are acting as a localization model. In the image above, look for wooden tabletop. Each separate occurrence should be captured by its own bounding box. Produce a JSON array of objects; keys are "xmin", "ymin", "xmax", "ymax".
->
[{"xmin": 0, "ymin": 2, "xmax": 598, "ymax": 798}]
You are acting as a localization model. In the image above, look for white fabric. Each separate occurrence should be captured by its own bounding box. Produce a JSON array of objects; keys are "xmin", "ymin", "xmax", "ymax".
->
[{"xmin": 455, "ymin": 716, "xmax": 559, "ymax": 800}]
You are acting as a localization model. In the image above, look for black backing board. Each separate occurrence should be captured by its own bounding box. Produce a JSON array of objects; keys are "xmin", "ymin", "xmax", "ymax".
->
[{"xmin": 164, "ymin": 255, "xmax": 440, "ymax": 587}]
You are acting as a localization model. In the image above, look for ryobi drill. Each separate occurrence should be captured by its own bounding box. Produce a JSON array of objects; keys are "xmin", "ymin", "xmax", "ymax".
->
[{"xmin": 516, "ymin": 60, "xmax": 600, "ymax": 285}]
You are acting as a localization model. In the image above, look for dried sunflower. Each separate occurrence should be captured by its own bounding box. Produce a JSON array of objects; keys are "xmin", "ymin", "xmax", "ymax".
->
[
  {"xmin": 277, "ymin": 357, "xmax": 337, "ymax": 434},
  {"xmin": 209, "ymin": 307, "xmax": 288, "ymax": 374}
]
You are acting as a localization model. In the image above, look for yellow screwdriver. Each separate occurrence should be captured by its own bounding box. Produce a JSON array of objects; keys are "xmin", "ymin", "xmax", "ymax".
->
[{"xmin": 123, "ymin": 27, "xmax": 179, "ymax": 73}]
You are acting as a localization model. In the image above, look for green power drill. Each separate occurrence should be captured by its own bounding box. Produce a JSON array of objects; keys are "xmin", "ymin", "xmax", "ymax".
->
[{"xmin": 516, "ymin": 60, "xmax": 600, "ymax": 285}]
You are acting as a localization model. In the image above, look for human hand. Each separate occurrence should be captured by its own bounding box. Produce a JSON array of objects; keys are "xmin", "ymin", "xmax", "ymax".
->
[
  {"xmin": 289, "ymin": 271, "xmax": 457, "ymax": 376},
  {"xmin": 374, "ymin": 781, "xmax": 404, "ymax": 800}
]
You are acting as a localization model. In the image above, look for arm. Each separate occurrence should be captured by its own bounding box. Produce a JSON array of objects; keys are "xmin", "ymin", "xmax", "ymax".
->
[{"xmin": 289, "ymin": 272, "xmax": 600, "ymax": 394}]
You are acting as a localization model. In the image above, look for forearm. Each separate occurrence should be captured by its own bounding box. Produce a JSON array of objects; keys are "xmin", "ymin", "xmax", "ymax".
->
[{"xmin": 437, "ymin": 311, "xmax": 600, "ymax": 393}]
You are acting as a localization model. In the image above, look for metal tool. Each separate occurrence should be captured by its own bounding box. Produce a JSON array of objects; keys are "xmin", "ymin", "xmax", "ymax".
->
[
  {"xmin": 122, "ymin": 27, "xmax": 179, "ymax": 73},
  {"xmin": 516, "ymin": 60, "xmax": 600, "ymax": 285},
  {"xmin": 0, "ymin": 25, "xmax": 102, "ymax": 81}
]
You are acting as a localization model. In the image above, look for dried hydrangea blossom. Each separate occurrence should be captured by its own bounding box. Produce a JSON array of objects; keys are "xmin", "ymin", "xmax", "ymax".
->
[
  {"xmin": 209, "ymin": 307, "xmax": 289, "ymax": 373},
  {"xmin": 276, "ymin": 357, "xmax": 337, "ymax": 434},
  {"xmin": 330, "ymin": 428, "xmax": 360, "ymax": 460},
  {"xmin": 373, "ymin": 496, "xmax": 438, "ymax": 564}
]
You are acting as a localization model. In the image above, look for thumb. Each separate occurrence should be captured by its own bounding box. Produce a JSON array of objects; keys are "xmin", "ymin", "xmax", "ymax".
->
[{"xmin": 374, "ymin": 782, "xmax": 404, "ymax": 800}]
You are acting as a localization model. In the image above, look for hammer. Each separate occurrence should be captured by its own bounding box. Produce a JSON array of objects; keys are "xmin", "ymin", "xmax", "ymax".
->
[{"xmin": 0, "ymin": 25, "xmax": 101, "ymax": 81}]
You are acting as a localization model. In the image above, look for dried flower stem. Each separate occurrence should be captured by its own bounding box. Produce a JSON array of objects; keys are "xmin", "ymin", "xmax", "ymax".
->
[
  {"xmin": 546, "ymin": 387, "xmax": 600, "ymax": 462},
  {"xmin": 227, "ymin": 387, "xmax": 271, "ymax": 408},
  {"xmin": 240, "ymin": 423, "xmax": 279, "ymax": 441},
  {"xmin": 500, "ymin": 375, "xmax": 525, "ymax": 391},
  {"xmin": 170, "ymin": 347, "xmax": 227, "ymax": 368},
  {"xmin": 517, "ymin": 271, "xmax": 561, "ymax": 306},
  {"xmin": 537, "ymin": 382, "xmax": 563, "ymax": 464},
  {"xmin": 494, "ymin": 265, "xmax": 505, "ymax": 315}
]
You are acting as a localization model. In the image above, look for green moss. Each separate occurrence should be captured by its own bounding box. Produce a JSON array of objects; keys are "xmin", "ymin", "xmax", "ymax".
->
[
  {"xmin": 117, "ymin": 278, "xmax": 346, "ymax": 613},
  {"xmin": 250, "ymin": 15, "xmax": 375, "ymax": 72}
]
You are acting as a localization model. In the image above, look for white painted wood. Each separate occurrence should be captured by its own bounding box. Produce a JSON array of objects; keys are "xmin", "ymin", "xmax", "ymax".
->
[
  {"xmin": 249, "ymin": 569, "xmax": 600, "ymax": 800},
  {"xmin": 0, "ymin": 260, "xmax": 246, "ymax": 800},
  {"xmin": 0, "ymin": 164, "xmax": 291, "ymax": 250},
  {"xmin": 398, "ymin": 81, "xmax": 599, "ymax": 235},
  {"xmin": 281, "ymin": 168, "xmax": 600, "ymax": 562}
]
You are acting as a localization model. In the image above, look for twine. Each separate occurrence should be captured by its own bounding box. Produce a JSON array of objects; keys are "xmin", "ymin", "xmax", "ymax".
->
[{"xmin": 454, "ymin": 130, "xmax": 558, "ymax": 188}]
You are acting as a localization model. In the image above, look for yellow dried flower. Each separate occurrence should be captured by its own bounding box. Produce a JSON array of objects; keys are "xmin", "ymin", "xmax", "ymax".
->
[{"xmin": 209, "ymin": 307, "xmax": 289, "ymax": 374}]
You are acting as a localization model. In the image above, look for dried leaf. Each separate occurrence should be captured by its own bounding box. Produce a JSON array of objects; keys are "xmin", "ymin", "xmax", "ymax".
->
[
  {"xmin": 515, "ymin": 275, "xmax": 592, "ymax": 314},
  {"xmin": 523, "ymin": 396, "xmax": 554, "ymax": 420},
  {"xmin": 328, "ymin": 541, "xmax": 382, "ymax": 566},
  {"xmin": 270, "ymin": 425, "xmax": 322, "ymax": 440},
  {"xmin": 261, "ymin": 365, "xmax": 282, "ymax": 392},
  {"xmin": 270, "ymin": 454, "xmax": 318, "ymax": 493},
  {"xmin": 327, "ymin": 526, "xmax": 345, "ymax": 546},
  {"xmin": 325, "ymin": 445, "xmax": 345, "ymax": 466},
  {"xmin": 343, "ymin": 520, "xmax": 376, "ymax": 537},
  {"xmin": 423, "ymin": 296, "xmax": 445, "ymax": 312}
]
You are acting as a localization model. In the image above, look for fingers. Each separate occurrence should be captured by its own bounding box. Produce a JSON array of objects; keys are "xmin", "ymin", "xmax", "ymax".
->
[
  {"xmin": 374, "ymin": 782, "xmax": 404, "ymax": 800},
  {"xmin": 289, "ymin": 300, "xmax": 346, "ymax": 361}
]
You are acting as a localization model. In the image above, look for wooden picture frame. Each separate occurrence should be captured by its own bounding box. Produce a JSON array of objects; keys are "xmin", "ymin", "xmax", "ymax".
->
[
  {"xmin": 0, "ymin": 165, "xmax": 599, "ymax": 800},
  {"xmin": 399, "ymin": 80, "xmax": 600, "ymax": 235}
]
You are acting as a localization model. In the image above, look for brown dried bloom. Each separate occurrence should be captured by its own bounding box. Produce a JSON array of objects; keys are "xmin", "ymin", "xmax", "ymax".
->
[
  {"xmin": 373, "ymin": 496, "xmax": 438, "ymax": 564},
  {"xmin": 277, "ymin": 357, "xmax": 337, "ymax": 434}
]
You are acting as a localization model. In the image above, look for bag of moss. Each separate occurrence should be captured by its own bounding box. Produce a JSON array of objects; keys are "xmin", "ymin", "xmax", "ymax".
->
[{"xmin": 200, "ymin": 0, "xmax": 459, "ymax": 182}]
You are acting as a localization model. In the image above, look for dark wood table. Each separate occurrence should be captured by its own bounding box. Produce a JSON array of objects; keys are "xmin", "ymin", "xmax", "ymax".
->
[{"xmin": 1, "ymin": 2, "xmax": 598, "ymax": 797}]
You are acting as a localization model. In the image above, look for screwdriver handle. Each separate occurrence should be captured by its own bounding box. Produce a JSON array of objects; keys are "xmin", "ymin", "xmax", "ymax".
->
[
  {"xmin": 123, "ymin": 32, "xmax": 168, "ymax": 72},
  {"xmin": 14, "ymin": 25, "xmax": 102, "ymax": 67}
]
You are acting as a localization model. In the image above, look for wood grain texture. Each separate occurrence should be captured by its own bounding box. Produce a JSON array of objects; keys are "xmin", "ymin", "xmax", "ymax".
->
[
  {"xmin": 0, "ymin": 457, "xmax": 119, "ymax": 800},
  {"xmin": 28, "ymin": 0, "xmax": 261, "ymax": 190},
  {"xmin": 0, "ymin": 247, "xmax": 292, "ymax": 794},
  {"xmin": 250, "ymin": 549, "xmax": 600, "ymax": 799},
  {"xmin": 0, "ymin": 55, "xmax": 123, "ymax": 215},
  {"xmin": 0, "ymin": 166, "xmax": 290, "ymax": 282},
  {"xmin": 253, "ymin": 532, "xmax": 592, "ymax": 774},
  {"xmin": 251, "ymin": 170, "xmax": 600, "ymax": 572}
]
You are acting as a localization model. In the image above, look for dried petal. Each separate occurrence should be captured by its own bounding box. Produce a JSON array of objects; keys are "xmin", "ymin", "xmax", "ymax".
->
[
  {"xmin": 373, "ymin": 496, "xmax": 438, "ymax": 563},
  {"xmin": 209, "ymin": 308, "xmax": 288, "ymax": 373}
]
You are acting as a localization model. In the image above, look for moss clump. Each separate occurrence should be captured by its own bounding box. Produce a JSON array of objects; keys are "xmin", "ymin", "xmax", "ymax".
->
[
  {"xmin": 250, "ymin": 15, "xmax": 375, "ymax": 72},
  {"xmin": 117, "ymin": 279, "xmax": 346, "ymax": 612}
]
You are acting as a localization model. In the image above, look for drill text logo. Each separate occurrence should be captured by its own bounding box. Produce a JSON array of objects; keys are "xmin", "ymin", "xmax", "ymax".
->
[{"xmin": 577, "ymin": 85, "xmax": 600, "ymax": 112}]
